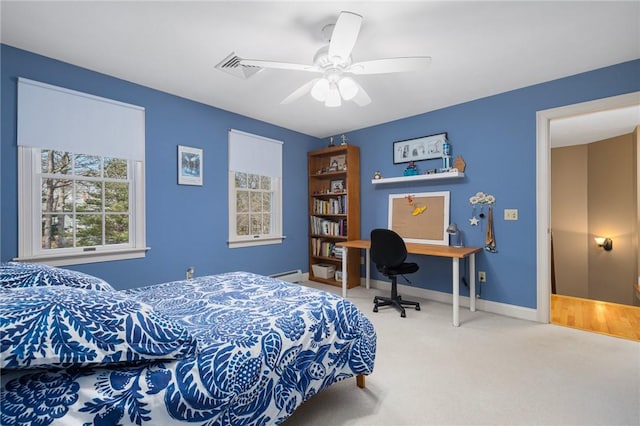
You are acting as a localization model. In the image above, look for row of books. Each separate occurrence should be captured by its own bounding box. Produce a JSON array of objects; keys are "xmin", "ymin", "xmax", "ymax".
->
[
  {"xmin": 310, "ymin": 238, "xmax": 345, "ymax": 258},
  {"xmin": 311, "ymin": 238, "xmax": 341, "ymax": 258},
  {"xmin": 312, "ymin": 196, "xmax": 347, "ymax": 215},
  {"xmin": 310, "ymin": 216, "xmax": 347, "ymax": 236}
]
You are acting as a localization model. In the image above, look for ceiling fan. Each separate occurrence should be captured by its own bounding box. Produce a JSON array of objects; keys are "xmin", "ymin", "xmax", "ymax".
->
[{"xmin": 240, "ymin": 11, "xmax": 432, "ymax": 107}]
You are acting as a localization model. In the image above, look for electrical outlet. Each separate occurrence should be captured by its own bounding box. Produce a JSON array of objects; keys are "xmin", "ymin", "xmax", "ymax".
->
[
  {"xmin": 478, "ymin": 271, "xmax": 487, "ymax": 282},
  {"xmin": 360, "ymin": 256, "xmax": 364, "ymax": 265},
  {"xmin": 504, "ymin": 209, "xmax": 518, "ymax": 221}
]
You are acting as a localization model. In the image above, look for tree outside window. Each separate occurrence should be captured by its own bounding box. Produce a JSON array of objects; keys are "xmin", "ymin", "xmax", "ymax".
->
[{"xmin": 40, "ymin": 149, "xmax": 130, "ymax": 251}]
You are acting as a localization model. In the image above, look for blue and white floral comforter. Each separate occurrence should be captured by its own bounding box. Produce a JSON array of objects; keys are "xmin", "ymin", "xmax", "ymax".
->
[{"xmin": 1, "ymin": 271, "xmax": 376, "ymax": 425}]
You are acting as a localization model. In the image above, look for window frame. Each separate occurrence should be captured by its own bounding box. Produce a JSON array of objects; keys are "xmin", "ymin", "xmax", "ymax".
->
[
  {"xmin": 228, "ymin": 171, "xmax": 282, "ymax": 248},
  {"xmin": 227, "ymin": 129, "xmax": 283, "ymax": 249},
  {"xmin": 16, "ymin": 146, "xmax": 148, "ymax": 266}
]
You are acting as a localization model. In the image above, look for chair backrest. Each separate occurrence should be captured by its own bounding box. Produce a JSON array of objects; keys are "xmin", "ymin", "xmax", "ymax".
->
[{"xmin": 370, "ymin": 228, "xmax": 408, "ymax": 268}]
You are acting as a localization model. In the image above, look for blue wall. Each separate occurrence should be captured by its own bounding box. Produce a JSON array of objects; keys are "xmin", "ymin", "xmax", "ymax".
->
[
  {"xmin": 2, "ymin": 44, "xmax": 638, "ymax": 308},
  {"xmin": 347, "ymin": 59, "xmax": 640, "ymax": 308},
  {"xmin": 1, "ymin": 45, "xmax": 318, "ymax": 289}
]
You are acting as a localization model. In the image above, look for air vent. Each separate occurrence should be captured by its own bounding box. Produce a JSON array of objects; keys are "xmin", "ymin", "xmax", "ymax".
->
[{"xmin": 215, "ymin": 52, "xmax": 262, "ymax": 79}]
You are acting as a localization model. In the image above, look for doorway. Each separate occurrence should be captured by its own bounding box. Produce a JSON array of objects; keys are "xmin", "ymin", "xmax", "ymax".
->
[
  {"xmin": 551, "ymin": 130, "xmax": 637, "ymax": 304},
  {"xmin": 536, "ymin": 91, "xmax": 640, "ymax": 323}
]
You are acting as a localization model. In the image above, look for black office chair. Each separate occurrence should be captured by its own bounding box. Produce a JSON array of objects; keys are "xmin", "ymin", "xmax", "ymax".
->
[{"xmin": 370, "ymin": 228, "xmax": 421, "ymax": 318}]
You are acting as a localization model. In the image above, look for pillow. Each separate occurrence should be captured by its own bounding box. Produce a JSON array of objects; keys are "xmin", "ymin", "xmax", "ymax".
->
[
  {"xmin": 1, "ymin": 286, "xmax": 199, "ymax": 369},
  {"xmin": 0, "ymin": 262, "xmax": 115, "ymax": 292}
]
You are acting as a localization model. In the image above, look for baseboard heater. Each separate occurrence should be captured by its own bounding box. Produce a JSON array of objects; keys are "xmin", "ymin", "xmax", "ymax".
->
[{"xmin": 270, "ymin": 269, "xmax": 303, "ymax": 283}]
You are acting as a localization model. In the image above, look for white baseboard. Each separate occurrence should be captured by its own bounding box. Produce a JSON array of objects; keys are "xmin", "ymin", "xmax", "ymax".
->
[
  {"xmin": 269, "ymin": 269, "xmax": 303, "ymax": 283},
  {"xmin": 367, "ymin": 278, "xmax": 538, "ymax": 322},
  {"xmin": 301, "ymin": 272, "xmax": 538, "ymax": 322}
]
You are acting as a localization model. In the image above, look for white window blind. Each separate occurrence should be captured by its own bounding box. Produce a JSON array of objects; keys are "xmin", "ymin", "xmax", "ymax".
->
[
  {"xmin": 17, "ymin": 77, "xmax": 145, "ymax": 160},
  {"xmin": 228, "ymin": 129, "xmax": 282, "ymax": 176}
]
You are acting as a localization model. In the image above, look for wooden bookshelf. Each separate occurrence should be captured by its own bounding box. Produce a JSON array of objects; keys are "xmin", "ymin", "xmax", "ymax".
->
[{"xmin": 308, "ymin": 145, "xmax": 360, "ymax": 288}]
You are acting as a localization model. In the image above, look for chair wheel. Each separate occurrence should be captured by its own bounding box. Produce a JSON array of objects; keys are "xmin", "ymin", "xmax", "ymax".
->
[
  {"xmin": 401, "ymin": 311, "xmax": 406, "ymax": 318},
  {"xmin": 373, "ymin": 306, "xmax": 378, "ymax": 313},
  {"xmin": 415, "ymin": 305, "xmax": 421, "ymax": 311}
]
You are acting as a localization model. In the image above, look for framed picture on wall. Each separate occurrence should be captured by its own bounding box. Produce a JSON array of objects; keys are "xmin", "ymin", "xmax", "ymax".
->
[
  {"xmin": 178, "ymin": 145, "xmax": 203, "ymax": 186},
  {"xmin": 393, "ymin": 132, "xmax": 448, "ymax": 164}
]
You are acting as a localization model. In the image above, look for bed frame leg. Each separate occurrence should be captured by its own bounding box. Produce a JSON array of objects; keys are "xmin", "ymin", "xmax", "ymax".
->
[{"xmin": 356, "ymin": 375, "xmax": 365, "ymax": 388}]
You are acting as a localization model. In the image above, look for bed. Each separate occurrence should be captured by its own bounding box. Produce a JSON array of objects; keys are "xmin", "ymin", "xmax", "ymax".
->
[{"xmin": 0, "ymin": 263, "xmax": 376, "ymax": 425}]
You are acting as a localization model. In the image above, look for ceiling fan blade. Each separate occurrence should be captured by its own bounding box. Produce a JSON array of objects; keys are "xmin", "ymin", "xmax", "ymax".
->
[
  {"xmin": 348, "ymin": 57, "xmax": 432, "ymax": 75},
  {"xmin": 281, "ymin": 78, "xmax": 320, "ymax": 104},
  {"xmin": 328, "ymin": 11, "xmax": 362, "ymax": 63},
  {"xmin": 351, "ymin": 80, "xmax": 371, "ymax": 106},
  {"xmin": 239, "ymin": 59, "xmax": 321, "ymax": 73}
]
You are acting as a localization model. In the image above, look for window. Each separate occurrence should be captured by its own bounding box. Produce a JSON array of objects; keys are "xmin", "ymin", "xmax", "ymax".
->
[
  {"xmin": 16, "ymin": 78, "xmax": 146, "ymax": 265},
  {"xmin": 228, "ymin": 129, "xmax": 283, "ymax": 248},
  {"xmin": 234, "ymin": 173, "xmax": 273, "ymax": 235},
  {"xmin": 41, "ymin": 151, "xmax": 130, "ymax": 248}
]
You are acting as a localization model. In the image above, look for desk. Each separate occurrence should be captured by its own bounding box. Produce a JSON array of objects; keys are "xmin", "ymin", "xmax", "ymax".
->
[{"xmin": 336, "ymin": 240, "xmax": 482, "ymax": 327}]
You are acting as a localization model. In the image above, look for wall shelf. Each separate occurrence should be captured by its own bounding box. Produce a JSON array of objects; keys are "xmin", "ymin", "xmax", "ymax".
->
[{"xmin": 371, "ymin": 170, "xmax": 465, "ymax": 185}]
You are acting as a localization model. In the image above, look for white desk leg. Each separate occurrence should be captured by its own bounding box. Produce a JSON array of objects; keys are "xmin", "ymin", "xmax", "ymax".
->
[
  {"xmin": 341, "ymin": 247, "xmax": 348, "ymax": 298},
  {"xmin": 452, "ymin": 258, "xmax": 460, "ymax": 327},
  {"xmin": 365, "ymin": 248, "xmax": 370, "ymax": 290},
  {"xmin": 469, "ymin": 254, "xmax": 476, "ymax": 312}
]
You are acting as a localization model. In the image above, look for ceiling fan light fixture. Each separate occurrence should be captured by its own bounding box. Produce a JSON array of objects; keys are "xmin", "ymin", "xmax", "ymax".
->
[
  {"xmin": 244, "ymin": 11, "xmax": 429, "ymax": 108},
  {"xmin": 338, "ymin": 77, "xmax": 358, "ymax": 100},
  {"xmin": 310, "ymin": 78, "xmax": 330, "ymax": 101},
  {"xmin": 325, "ymin": 84, "xmax": 342, "ymax": 107}
]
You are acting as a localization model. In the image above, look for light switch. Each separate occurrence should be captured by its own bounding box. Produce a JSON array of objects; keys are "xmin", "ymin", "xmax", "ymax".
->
[{"xmin": 504, "ymin": 209, "xmax": 518, "ymax": 220}]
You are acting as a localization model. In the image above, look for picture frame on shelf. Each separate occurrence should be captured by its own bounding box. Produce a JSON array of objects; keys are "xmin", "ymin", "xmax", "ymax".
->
[
  {"xmin": 329, "ymin": 154, "xmax": 346, "ymax": 171},
  {"xmin": 393, "ymin": 132, "xmax": 448, "ymax": 164},
  {"xmin": 330, "ymin": 179, "xmax": 344, "ymax": 192},
  {"xmin": 178, "ymin": 145, "xmax": 203, "ymax": 186}
]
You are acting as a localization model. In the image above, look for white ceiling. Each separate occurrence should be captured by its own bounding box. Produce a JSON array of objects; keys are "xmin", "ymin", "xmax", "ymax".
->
[{"xmin": 1, "ymin": 1, "xmax": 639, "ymax": 139}]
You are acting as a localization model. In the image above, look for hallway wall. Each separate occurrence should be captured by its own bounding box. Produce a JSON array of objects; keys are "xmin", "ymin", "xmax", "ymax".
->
[
  {"xmin": 551, "ymin": 145, "xmax": 589, "ymax": 298},
  {"xmin": 552, "ymin": 131, "xmax": 638, "ymax": 305}
]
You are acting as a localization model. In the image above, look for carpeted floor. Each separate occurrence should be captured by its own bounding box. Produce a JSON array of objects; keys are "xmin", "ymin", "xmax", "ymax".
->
[{"xmin": 284, "ymin": 281, "xmax": 640, "ymax": 425}]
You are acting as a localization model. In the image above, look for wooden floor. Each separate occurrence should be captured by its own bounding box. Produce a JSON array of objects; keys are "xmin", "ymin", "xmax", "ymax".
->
[{"xmin": 551, "ymin": 294, "xmax": 640, "ymax": 342}]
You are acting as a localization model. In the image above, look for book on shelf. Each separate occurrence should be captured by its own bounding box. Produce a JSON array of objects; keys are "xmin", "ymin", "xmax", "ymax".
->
[{"xmin": 333, "ymin": 246, "xmax": 344, "ymax": 259}]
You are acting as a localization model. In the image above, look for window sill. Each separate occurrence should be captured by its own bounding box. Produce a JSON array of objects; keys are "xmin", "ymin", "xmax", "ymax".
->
[
  {"xmin": 14, "ymin": 247, "xmax": 150, "ymax": 267},
  {"xmin": 228, "ymin": 237, "xmax": 285, "ymax": 249}
]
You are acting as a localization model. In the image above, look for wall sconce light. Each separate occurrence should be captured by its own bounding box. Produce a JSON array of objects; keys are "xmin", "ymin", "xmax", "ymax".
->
[
  {"xmin": 446, "ymin": 223, "xmax": 464, "ymax": 247},
  {"xmin": 594, "ymin": 237, "xmax": 613, "ymax": 251}
]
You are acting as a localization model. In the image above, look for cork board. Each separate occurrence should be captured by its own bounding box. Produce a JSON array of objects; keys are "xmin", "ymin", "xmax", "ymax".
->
[{"xmin": 388, "ymin": 191, "xmax": 450, "ymax": 245}]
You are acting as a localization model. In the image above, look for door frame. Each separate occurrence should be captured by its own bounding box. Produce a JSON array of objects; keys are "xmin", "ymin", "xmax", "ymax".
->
[{"xmin": 536, "ymin": 91, "xmax": 640, "ymax": 322}]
